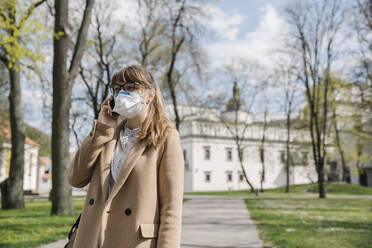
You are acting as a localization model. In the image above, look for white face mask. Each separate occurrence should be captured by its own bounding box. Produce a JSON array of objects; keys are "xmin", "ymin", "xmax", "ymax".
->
[{"xmin": 112, "ymin": 89, "xmax": 148, "ymax": 118}]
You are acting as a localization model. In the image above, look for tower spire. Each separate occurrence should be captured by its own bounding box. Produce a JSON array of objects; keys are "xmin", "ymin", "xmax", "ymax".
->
[{"xmin": 226, "ymin": 80, "xmax": 246, "ymax": 111}]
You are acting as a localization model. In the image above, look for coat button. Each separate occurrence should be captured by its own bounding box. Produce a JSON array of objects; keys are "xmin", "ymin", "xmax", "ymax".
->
[
  {"xmin": 89, "ymin": 198, "xmax": 94, "ymax": 205},
  {"xmin": 125, "ymin": 208, "xmax": 131, "ymax": 215}
]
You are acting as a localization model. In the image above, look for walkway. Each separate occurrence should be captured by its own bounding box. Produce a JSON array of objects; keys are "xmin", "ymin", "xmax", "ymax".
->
[
  {"xmin": 181, "ymin": 194, "xmax": 263, "ymax": 248},
  {"xmin": 40, "ymin": 194, "xmax": 263, "ymax": 248}
]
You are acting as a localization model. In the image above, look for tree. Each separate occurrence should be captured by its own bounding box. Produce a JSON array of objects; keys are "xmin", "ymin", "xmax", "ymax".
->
[
  {"xmin": 162, "ymin": 0, "xmax": 207, "ymax": 130},
  {"xmin": 259, "ymin": 109, "xmax": 268, "ymax": 193},
  {"xmin": 272, "ymin": 60, "xmax": 303, "ymax": 193},
  {"xmin": 298, "ymin": 74, "xmax": 369, "ymax": 184},
  {"xmin": 352, "ymin": 0, "xmax": 372, "ymax": 107},
  {"xmin": 328, "ymin": 76, "xmax": 349, "ymax": 182},
  {"xmin": 78, "ymin": 0, "xmax": 122, "ymax": 119},
  {"xmin": 282, "ymin": 0, "xmax": 345, "ymax": 198},
  {"xmin": 51, "ymin": 0, "xmax": 95, "ymax": 215},
  {"xmin": 222, "ymin": 80, "xmax": 255, "ymax": 193},
  {"xmin": 73, "ymin": 0, "xmax": 124, "ymax": 147},
  {"xmin": 348, "ymin": 1, "xmax": 372, "ymax": 185},
  {"xmin": 136, "ymin": 0, "xmax": 167, "ymax": 70},
  {"xmin": 0, "ymin": 0, "xmax": 47, "ymax": 209},
  {"xmin": 221, "ymin": 58, "xmax": 268, "ymax": 193}
]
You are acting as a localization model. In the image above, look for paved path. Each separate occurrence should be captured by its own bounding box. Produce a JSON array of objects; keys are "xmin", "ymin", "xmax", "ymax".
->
[
  {"xmin": 181, "ymin": 194, "xmax": 263, "ymax": 248},
  {"xmin": 39, "ymin": 238, "xmax": 67, "ymax": 248},
  {"xmin": 40, "ymin": 194, "xmax": 263, "ymax": 248}
]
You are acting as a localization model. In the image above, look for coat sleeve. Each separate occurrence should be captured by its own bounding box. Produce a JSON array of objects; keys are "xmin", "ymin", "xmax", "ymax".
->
[
  {"xmin": 156, "ymin": 128, "xmax": 185, "ymax": 248},
  {"xmin": 67, "ymin": 119, "xmax": 116, "ymax": 188}
]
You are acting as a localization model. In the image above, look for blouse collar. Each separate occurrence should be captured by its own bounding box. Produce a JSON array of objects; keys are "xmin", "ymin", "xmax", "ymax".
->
[{"xmin": 122, "ymin": 121, "xmax": 141, "ymax": 138}]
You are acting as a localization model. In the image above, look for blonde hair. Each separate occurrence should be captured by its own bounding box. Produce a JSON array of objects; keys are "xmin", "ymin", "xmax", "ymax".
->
[{"xmin": 110, "ymin": 65, "xmax": 174, "ymax": 150}]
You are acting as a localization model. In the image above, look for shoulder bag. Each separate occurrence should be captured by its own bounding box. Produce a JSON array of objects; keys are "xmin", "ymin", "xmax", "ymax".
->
[{"xmin": 64, "ymin": 213, "xmax": 82, "ymax": 248}]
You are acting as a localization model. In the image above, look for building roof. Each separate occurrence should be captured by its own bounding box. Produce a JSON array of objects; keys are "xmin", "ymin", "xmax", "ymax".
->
[
  {"xmin": 0, "ymin": 124, "xmax": 41, "ymax": 148},
  {"xmin": 252, "ymin": 118, "xmax": 307, "ymax": 129}
]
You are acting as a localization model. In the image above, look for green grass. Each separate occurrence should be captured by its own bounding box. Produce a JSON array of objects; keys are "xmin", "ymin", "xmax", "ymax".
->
[
  {"xmin": 265, "ymin": 182, "xmax": 372, "ymax": 195},
  {"xmin": 0, "ymin": 198, "xmax": 190, "ymax": 248},
  {"xmin": 244, "ymin": 197, "xmax": 372, "ymax": 248},
  {"xmin": 0, "ymin": 200, "xmax": 84, "ymax": 248},
  {"xmin": 184, "ymin": 189, "xmax": 254, "ymax": 196},
  {"xmin": 184, "ymin": 182, "xmax": 372, "ymax": 197}
]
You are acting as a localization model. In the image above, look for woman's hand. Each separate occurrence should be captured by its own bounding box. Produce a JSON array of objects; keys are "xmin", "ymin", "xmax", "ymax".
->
[{"xmin": 98, "ymin": 95, "xmax": 119, "ymax": 128}]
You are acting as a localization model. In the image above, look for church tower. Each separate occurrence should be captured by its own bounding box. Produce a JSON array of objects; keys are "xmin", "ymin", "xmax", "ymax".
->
[{"xmin": 221, "ymin": 80, "xmax": 252, "ymax": 123}]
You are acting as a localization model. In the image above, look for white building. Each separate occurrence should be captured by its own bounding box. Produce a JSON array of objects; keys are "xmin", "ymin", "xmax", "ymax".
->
[
  {"xmin": 37, "ymin": 156, "xmax": 52, "ymax": 195},
  {"xmin": 164, "ymin": 83, "xmax": 341, "ymax": 191},
  {"xmin": 0, "ymin": 124, "xmax": 51, "ymax": 195},
  {"xmin": 330, "ymin": 84, "xmax": 372, "ymax": 187}
]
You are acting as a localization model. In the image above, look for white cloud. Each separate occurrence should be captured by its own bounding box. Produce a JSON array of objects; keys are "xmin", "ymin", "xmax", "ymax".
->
[
  {"xmin": 202, "ymin": 5, "xmax": 245, "ymax": 41},
  {"xmin": 205, "ymin": 4, "xmax": 289, "ymax": 69},
  {"xmin": 112, "ymin": 0, "xmax": 141, "ymax": 29}
]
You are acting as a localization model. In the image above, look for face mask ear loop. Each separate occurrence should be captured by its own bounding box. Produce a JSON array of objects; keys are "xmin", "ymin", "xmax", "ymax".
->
[{"xmin": 140, "ymin": 89, "xmax": 149, "ymax": 107}]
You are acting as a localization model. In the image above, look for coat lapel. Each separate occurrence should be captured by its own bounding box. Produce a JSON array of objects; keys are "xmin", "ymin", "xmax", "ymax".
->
[
  {"xmin": 100, "ymin": 119, "xmax": 125, "ymax": 202},
  {"xmin": 100, "ymin": 118, "xmax": 148, "ymax": 207}
]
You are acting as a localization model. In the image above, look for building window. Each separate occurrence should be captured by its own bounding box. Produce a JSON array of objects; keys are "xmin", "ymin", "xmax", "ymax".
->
[
  {"xmin": 184, "ymin": 161, "xmax": 190, "ymax": 171},
  {"xmin": 183, "ymin": 149, "xmax": 189, "ymax": 170},
  {"xmin": 203, "ymin": 146, "xmax": 211, "ymax": 160},
  {"xmin": 204, "ymin": 171, "xmax": 211, "ymax": 182},
  {"xmin": 280, "ymin": 151, "xmax": 286, "ymax": 164},
  {"xmin": 226, "ymin": 170, "xmax": 233, "ymax": 182},
  {"xmin": 226, "ymin": 148, "xmax": 232, "ymax": 161},
  {"xmin": 239, "ymin": 172, "xmax": 244, "ymax": 182},
  {"xmin": 302, "ymin": 151, "xmax": 309, "ymax": 165}
]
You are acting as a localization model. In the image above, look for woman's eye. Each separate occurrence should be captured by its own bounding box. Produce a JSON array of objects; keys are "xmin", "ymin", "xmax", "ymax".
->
[{"xmin": 125, "ymin": 85, "xmax": 135, "ymax": 91}]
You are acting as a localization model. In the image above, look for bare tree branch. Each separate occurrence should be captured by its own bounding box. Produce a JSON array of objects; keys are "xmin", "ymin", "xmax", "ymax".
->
[{"xmin": 68, "ymin": 0, "xmax": 95, "ymax": 84}]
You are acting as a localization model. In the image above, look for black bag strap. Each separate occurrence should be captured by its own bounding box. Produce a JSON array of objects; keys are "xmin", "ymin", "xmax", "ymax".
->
[{"xmin": 68, "ymin": 213, "xmax": 82, "ymax": 239}]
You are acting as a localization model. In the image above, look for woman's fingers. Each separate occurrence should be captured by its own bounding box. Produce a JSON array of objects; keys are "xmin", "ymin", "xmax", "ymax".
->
[
  {"xmin": 101, "ymin": 105, "xmax": 110, "ymax": 116},
  {"xmin": 101, "ymin": 95, "xmax": 113, "ymax": 108},
  {"xmin": 102, "ymin": 104, "xmax": 115, "ymax": 119}
]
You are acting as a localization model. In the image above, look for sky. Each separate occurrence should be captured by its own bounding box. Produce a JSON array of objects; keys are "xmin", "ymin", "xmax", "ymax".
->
[
  {"xmin": 216, "ymin": 0, "xmax": 288, "ymax": 37},
  {"xmin": 195, "ymin": 0, "xmax": 294, "ymax": 120},
  {"xmin": 21, "ymin": 0, "xmax": 303, "ymax": 151},
  {"xmin": 200, "ymin": 0, "xmax": 289, "ymax": 68}
]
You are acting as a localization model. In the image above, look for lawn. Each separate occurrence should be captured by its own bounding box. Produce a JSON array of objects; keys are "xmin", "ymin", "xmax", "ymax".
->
[
  {"xmin": 0, "ymin": 200, "xmax": 84, "ymax": 248},
  {"xmin": 184, "ymin": 182, "xmax": 372, "ymax": 197},
  {"xmin": 244, "ymin": 197, "xmax": 372, "ymax": 248},
  {"xmin": 0, "ymin": 198, "xmax": 190, "ymax": 248},
  {"xmin": 264, "ymin": 182, "xmax": 372, "ymax": 195}
]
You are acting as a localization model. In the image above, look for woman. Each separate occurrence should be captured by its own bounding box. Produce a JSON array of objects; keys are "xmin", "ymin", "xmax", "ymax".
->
[{"xmin": 67, "ymin": 65, "xmax": 184, "ymax": 248}]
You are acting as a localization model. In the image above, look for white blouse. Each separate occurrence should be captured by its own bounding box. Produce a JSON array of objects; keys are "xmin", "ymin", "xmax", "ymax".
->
[{"xmin": 108, "ymin": 121, "xmax": 141, "ymax": 197}]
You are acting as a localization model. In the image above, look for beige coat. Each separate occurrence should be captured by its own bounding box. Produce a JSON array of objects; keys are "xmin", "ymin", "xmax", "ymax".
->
[{"xmin": 67, "ymin": 118, "xmax": 184, "ymax": 248}]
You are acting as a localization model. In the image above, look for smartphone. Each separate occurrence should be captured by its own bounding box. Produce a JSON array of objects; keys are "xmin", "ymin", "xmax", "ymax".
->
[{"xmin": 109, "ymin": 98, "xmax": 119, "ymax": 117}]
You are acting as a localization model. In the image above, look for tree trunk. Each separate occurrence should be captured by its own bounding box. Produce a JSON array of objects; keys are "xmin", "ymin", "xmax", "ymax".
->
[
  {"xmin": 51, "ymin": 0, "xmax": 95, "ymax": 215},
  {"xmin": 259, "ymin": 111, "xmax": 268, "ymax": 193},
  {"xmin": 241, "ymin": 168, "xmax": 255, "ymax": 193},
  {"xmin": 166, "ymin": 50, "xmax": 182, "ymax": 131},
  {"xmin": 235, "ymin": 142, "xmax": 255, "ymax": 193},
  {"xmin": 0, "ymin": 65, "xmax": 25, "ymax": 209},
  {"xmin": 50, "ymin": 0, "xmax": 74, "ymax": 215},
  {"xmin": 331, "ymin": 108, "xmax": 347, "ymax": 181},
  {"xmin": 285, "ymin": 112, "xmax": 291, "ymax": 193},
  {"xmin": 318, "ymin": 172, "xmax": 326, "ymax": 198},
  {"xmin": 317, "ymin": 157, "xmax": 326, "ymax": 198}
]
